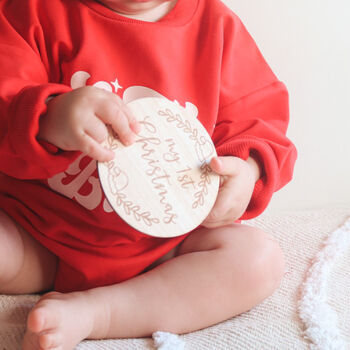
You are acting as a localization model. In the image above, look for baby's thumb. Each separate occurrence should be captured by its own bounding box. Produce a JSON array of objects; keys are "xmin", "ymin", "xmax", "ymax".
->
[{"xmin": 209, "ymin": 156, "xmax": 240, "ymax": 176}]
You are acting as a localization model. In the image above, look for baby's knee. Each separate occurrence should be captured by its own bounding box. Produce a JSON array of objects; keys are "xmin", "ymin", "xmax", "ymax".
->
[
  {"xmin": 238, "ymin": 226, "xmax": 285, "ymax": 294},
  {"xmin": 221, "ymin": 225, "xmax": 285, "ymax": 296}
]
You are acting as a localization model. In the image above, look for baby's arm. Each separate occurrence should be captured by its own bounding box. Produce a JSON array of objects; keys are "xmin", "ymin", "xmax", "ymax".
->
[
  {"xmin": 208, "ymin": 13, "xmax": 297, "ymax": 223},
  {"xmin": 0, "ymin": 4, "xmax": 140, "ymax": 178},
  {"xmin": 0, "ymin": 13, "xmax": 72, "ymax": 178}
]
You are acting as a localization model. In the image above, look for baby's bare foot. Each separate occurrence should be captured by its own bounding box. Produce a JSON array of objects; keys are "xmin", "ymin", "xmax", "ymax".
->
[{"xmin": 22, "ymin": 291, "xmax": 108, "ymax": 350}]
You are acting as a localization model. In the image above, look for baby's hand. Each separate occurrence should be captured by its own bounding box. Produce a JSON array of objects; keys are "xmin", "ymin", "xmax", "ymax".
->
[
  {"xmin": 201, "ymin": 156, "xmax": 260, "ymax": 228},
  {"xmin": 38, "ymin": 86, "xmax": 140, "ymax": 162}
]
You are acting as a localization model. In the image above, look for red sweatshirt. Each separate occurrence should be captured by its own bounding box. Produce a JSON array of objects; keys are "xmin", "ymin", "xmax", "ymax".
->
[{"xmin": 0, "ymin": 0, "xmax": 297, "ymax": 292}]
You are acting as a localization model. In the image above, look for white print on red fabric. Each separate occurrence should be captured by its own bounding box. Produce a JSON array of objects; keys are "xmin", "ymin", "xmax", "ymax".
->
[{"xmin": 47, "ymin": 71, "xmax": 199, "ymax": 213}]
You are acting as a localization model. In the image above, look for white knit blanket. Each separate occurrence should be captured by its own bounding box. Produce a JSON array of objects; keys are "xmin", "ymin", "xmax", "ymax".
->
[{"xmin": 1, "ymin": 207, "xmax": 350, "ymax": 350}]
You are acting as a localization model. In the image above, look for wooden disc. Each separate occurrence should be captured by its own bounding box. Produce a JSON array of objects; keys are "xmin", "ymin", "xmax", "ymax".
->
[{"xmin": 97, "ymin": 97, "xmax": 219, "ymax": 237}]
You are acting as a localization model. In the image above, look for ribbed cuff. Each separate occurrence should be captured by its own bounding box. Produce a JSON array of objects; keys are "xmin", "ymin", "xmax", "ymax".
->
[{"xmin": 8, "ymin": 83, "xmax": 79, "ymax": 178}]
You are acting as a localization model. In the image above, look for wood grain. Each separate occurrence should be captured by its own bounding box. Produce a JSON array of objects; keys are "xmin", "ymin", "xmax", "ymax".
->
[{"xmin": 98, "ymin": 97, "xmax": 219, "ymax": 237}]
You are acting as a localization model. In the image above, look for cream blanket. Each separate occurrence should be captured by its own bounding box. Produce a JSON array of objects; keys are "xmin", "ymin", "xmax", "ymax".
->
[{"xmin": 1, "ymin": 207, "xmax": 350, "ymax": 349}]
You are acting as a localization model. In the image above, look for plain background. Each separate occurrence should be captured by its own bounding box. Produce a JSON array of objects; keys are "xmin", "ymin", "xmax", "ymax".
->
[{"xmin": 222, "ymin": 0, "xmax": 350, "ymax": 212}]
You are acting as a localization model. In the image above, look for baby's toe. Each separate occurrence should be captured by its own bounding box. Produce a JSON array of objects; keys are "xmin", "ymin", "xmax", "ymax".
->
[
  {"xmin": 39, "ymin": 330, "xmax": 62, "ymax": 349},
  {"xmin": 28, "ymin": 304, "xmax": 61, "ymax": 334},
  {"xmin": 27, "ymin": 307, "xmax": 46, "ymax": 333},
  {"xmin": 22, "ymin": 330, "xmax": 40, "ymax": 350}
]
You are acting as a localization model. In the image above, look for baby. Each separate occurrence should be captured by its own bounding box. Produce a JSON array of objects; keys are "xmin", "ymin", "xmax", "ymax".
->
[{"xmin": 0, "ymin": 0, "xmax": 297, "ymax": 349}]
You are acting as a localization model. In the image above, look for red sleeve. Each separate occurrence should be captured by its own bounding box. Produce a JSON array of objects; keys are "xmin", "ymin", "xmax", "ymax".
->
[
  {"xmin": 212, "ymin": 13, "xmax": 297, "ymax": 219},
  {"xmin": 0, "ymin": 2, "xmax": 78, "ymax": 180}
]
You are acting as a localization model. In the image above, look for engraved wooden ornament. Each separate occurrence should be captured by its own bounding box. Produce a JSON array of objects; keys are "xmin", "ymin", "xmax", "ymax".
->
[{"xmin": 97, "ymin": 97, "xmax": 220, "ymax": 238}]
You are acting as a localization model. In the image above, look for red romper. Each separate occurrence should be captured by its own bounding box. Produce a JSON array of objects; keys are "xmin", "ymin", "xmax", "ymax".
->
[{"xmin": 0, "ymin": 0, "xmax": 297, "ymax": 292}]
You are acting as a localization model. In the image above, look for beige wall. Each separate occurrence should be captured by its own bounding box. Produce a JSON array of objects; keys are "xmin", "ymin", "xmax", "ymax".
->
[{"xmin": 222, "ymin": 0, "xmax": 350, "ymax": 211}]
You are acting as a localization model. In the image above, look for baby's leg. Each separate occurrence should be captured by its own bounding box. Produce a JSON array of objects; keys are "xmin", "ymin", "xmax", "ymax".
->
[
  {"xmin": 23, "ymin": 224, "xmax": 285, "ymax": 350},
  {"xmin": 0, "ymin": 210, "xmax": 57, "ymax": 294}
]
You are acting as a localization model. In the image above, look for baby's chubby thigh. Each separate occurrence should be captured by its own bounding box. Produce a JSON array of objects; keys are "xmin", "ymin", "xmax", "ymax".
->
[
  {"xmin": 174, "ymin": 223, "xmax": 285, "ymax": 307},
  {"xmin": 0, "ymin": 210, "xmax": 57, "ymax": 294}
]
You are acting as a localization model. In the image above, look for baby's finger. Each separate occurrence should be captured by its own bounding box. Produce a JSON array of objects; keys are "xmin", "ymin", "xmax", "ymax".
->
[
  {"xmin": 202, "ymin": 185, "xmax": 240, "ymax": 225},
  {"xmin": 100, "ymin": 106, "xmax": 135, "ymax": 146},
  {"xmin": 113, "ymin": 95, "xmax": 141, "ymax": 134},
  {"xmin": 202, "ymin": 204, "xmax": 242, "ymax": 227},
  {"xmin": 84, "ymin": 115, "xmax": 109, "ymax": 143},
  {"xmin": 201, "ymin": 218, "xmax": 235, "ymax": 229},
  {"xmin": 79, "ymin": 132, "xmax": 114, "ymax": 162},
  {"xmin": 109, "ymin": 97, "xmax": 139, "ymax": 145},
  {"xmin": 94, "ymin": 91, "xmax": 138, "ymax": 146},
  {"xmin": 209, "ymin": 156, "xmax": 242, "ymax": 177}
]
